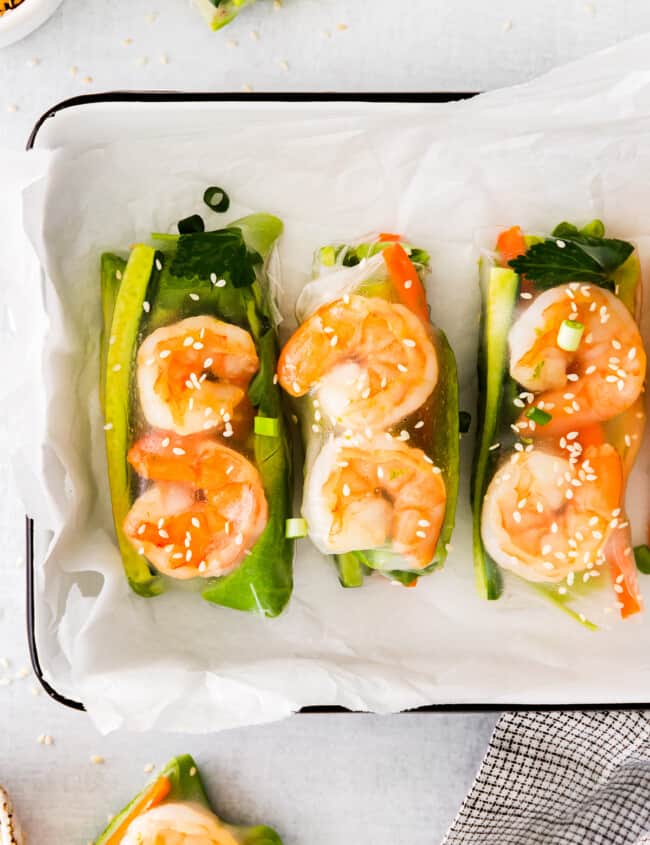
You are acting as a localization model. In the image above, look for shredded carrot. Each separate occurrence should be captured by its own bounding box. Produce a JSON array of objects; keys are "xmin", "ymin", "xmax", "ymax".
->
[
  {"xmin": 103, "ymin": 775, "xmax": 171, "ymax": 845},
  {"xmin": 382, "ymin": 243, "xmax": 429, "ymax": 325},
  {"xmin": 379, "ymin": 232, "xmax": 402, "ymax": 242},
  {"xmin": 496, "ymin": 226, "xmax": 527, "ymax": 266},
  {"xmin": 606, "ymin": 525, "xmax": 643, "ymax": 619},
  {"xmin": 586, "ymin": 437, "xmax": 642, "ymax": 618}
]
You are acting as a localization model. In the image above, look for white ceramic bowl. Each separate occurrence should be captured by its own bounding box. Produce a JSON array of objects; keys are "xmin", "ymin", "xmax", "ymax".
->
[{"xmin": 0, "ymin": 0, "xmax": 64, "ymax": 48}]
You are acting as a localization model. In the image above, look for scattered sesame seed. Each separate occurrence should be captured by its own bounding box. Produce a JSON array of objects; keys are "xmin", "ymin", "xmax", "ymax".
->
[
  {"xmin": 69, "ymin": 65, "xmax": 78, "ymax": 76},
  {"xmin": 227, "ymin": 40, "xmax": 238, "ymax": 48},
  {"xmin": 279, "ymin": 59, "xmax": 290, "ymax": 72},
  {"xmin": 112, "ymin": 363, "xmax": 121, "ymax": 372},
  {"xmin": 242, "ymin": 83, "xmax": 253, "ymax": 93},
  {"xmin": 336, "ymin": 22, "xmax": 348, "ymax": 30},
  {"xmin": 160, "ymin": 53, "xmax": 169, "ymax": 65},
  {"xmin": 103, "ymin": 422, "xmax": 113, "ymax": 431},
  {"xmin": 172, "ymin": 447, "xmax": 186, "ymax": 456},
  {"xmin": 142, "ymin": 301, "xmax": 150, "ymax": 313},
  {"xmin": 136, "ymin": 56, "xmax": 149, "ymax": 66},
  {"xmin": 503, "ymin": 18, "xmax": 513, "ymax": 31},
  {"xmin": 122, "ymin": 37, "xmax": 133, "ymax": 46},
  {"xmin": 189, "ymin": 292, "xmax": 200, "ymax": 301},
  {"xmin": 82, "ymin": 76, "xmax": 93, "ymax": 85},
  {"xmin": 27, "ymin": 57, "xmax": 41, "ymax": 67},
  {"xmin": 250, "ymin": 30, "xmax": 260, "ymax": 40},
  {"xmin": 143, "ymin": 763, "xmax": 155, "ymax": 773},
  {"xmin": 91, "ymin": 755, "xmax": 105, "ymax": 765}
]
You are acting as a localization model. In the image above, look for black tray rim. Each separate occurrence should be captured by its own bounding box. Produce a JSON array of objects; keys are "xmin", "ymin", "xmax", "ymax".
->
[{"xmin": 24, "ymin": 89, "xmax": 649, "ymax": 716}]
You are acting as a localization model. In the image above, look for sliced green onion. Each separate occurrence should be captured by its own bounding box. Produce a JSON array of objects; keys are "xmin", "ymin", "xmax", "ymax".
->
[
  {"xmin": 459, "ymin": 411, "xmax": 471, "ymax": 434},
  {"xmin": 203, "ymin": 186, "xmax": 230, "ymax": 213},
  {"xmin": 557, "ymin": 319, "xmax": 584, "ymax": 352},
  {"xmin": 178, "ymin": 214, "xmax": 205, "ymax": 234},
  {"xmin": 320, "ymin": 245, "xmax": 336, "ymax": 267},
  {"xmin": 285, "ymin": 517, "xmax": 308, "ymax": 539},
  {"xmin": 525, "ymin": 406, "xmax": 552, "ymax": 426},
  {"xmin": 634, "ymin": 544, "xmax": 650, "ymax": 575},
  {"xmin": 254, "ymin": 416, "xmax": 280, "ymax": 437}
]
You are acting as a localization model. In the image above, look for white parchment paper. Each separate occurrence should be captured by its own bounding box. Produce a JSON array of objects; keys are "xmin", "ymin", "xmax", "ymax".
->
[{"xmin": 9, "ymin": 37, "xmax": 650, "ymax": 732}]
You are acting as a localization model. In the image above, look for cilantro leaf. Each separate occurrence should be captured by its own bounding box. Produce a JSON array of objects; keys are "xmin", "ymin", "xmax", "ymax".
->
[
  {"xmin": 509, "ymin": 228, "xmax": 634, "ymax": 290},
  {"xmin": 169, "ymin": 227, "xmax": 261, "ymax": 288}
]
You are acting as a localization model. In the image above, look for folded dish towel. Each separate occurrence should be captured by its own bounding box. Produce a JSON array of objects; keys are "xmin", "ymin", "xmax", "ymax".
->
[{"xmin": 443, "ymin": 711, "xmax": 650, "ymax": 845}]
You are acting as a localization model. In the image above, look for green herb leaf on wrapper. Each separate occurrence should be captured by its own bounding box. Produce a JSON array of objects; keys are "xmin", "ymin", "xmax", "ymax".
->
[
  {"xmin": 634, "ymin": 545, "xmax": 650, "ymax": 575},
  {"xmin": 169, "ymin": 227, "xmax": 262, "ymax": 288},
  {"xmin": 509, "ymin": 220, "xmax": 634, "ymax": 290}
]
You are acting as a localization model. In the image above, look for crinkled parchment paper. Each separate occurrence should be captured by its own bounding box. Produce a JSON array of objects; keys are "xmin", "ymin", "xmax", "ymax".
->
[{"xmin": 7, "ymin": 36, "xmax": 650, "ymax": 732}]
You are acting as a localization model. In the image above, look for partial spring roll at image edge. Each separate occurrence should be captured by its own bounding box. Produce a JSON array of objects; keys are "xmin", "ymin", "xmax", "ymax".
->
[
  {"xmin": 277, "ymin": 235, "xmax": 459, "ymax": 588},
  {"xmin": 95, "ymin": 754, "xmax": 282, "ymax": 845},
  {"xmin": 193, "ymin": 0, "xmax": 257, "ymax": 30},
  {"xmin": 101, "ymin": 213, "xmax": 294, "ymax": 616},
  {"xmin": 472, "ymin": 221, "xmax": 648, "ymax": 625}
]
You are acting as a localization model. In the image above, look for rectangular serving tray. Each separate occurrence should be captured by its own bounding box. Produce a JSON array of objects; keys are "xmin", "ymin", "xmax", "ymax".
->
[{"xmin": 24, "ymin": 91, "xmax": 648, "ymax": 715}]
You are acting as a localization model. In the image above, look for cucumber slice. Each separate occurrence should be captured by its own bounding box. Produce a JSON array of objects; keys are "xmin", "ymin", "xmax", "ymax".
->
[
  {"xmin": 103, "ymin": 245, "xmax": 164, "ymax": 598},
  {"xmin": 472, "ymin": 263, "xmax": 520, "ymax": 600},
  {"xmin": 335, "ymin": 552, "xmax": 367, "ymax": 588}
]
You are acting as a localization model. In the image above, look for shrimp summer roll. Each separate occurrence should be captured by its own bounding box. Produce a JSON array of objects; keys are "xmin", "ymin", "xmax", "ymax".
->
[
  {"xmin": 194, "ymin": 0, "xmax": 257, "ymax": 30},
  {"xmin": 473, "ymin": 221, "xmax": 647, "ymax": 625},
  {"xmin": 95, "ymin": 754, "xmax": 282, "ymax": 845},
  {"xmin": 101, "ymin": 210, "xmax": 294, "ymax": 616},
  {"xmin": 277, "ymin": 234, "xmax": 459, "ymax": 587}
]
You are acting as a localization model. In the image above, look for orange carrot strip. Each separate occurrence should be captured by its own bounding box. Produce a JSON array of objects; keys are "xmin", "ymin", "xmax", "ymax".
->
[
  {"xmin": 104, "ymin": 776, "xmax": 172, "ymax": 845},
  {"xmin": 382, "ymin": 243, "xmax": 429, "ymax": 325},
  {"xmin": 587, "ymin": 439, "xmax": 642, "ymax": 618},
  {"xmin": 496, "ymin": 226, "xmax": 527, "ymax": 266},
  {"xmin": 379, "ymin": 232, "xmax": 402, "ymax": 242},
  {"xmin": 606, "ymin": 525, "xmax": 643, "ymax": 619}
]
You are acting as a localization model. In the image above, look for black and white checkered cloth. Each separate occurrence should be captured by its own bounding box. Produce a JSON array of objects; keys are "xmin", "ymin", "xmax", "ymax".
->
[{"xmin": 443, "ymin": 711, "xmax": 650, "ymax": 845}]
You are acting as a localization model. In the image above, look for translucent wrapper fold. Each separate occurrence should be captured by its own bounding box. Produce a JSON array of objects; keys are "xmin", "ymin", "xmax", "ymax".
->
[
  {"xmin": 282, "ymin": 234, "xmax": 459, "ymax": 588},
  {"xmin": 472, "ymin": 222, "xmax": 647, "ymax": 627},
  {"xmin": 101, "ymin": 213, "xmax": 294, "ymax": 617}
]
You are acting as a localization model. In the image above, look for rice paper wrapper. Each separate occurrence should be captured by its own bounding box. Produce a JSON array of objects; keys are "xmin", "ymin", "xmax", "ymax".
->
[{"xmin": 9, "ymin": 36, "xmax": 650, "ymax": 732}]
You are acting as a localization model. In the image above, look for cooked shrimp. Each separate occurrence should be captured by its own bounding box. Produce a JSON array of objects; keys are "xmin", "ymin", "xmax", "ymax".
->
[
  {"xmin": 124, "ymin": 433, "xmax": 267, "ymax": 579},
  {"xmin": 137, "ymin": 316, "xmax": 259, "ymax": 436},
  {"xmin": 481, "ymin": 441, "xmax": 641, "ymax": 592},
  {"xmin": 304, "ymin": 434, "xmax": 446, "ymax": 570},
  {"xmin": 277, "ymin": 295, "xmax": 437, "ymax": 431},
  {"xmin": 121, "ymin": 802, "xmax": 239, "ymax": 845},
  {"xmin": 510, "ymin": 284, "xmax": 646, "ymax": 437}
]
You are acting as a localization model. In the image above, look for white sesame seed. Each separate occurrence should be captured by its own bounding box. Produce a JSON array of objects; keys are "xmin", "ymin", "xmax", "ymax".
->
[
  {"xmin": 172, "ymin": 447, "xmax": 185, "ymax": 456},
  {"xmin": 91, "ymin": 755, "xmax": 105, "ymax": 765}
]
